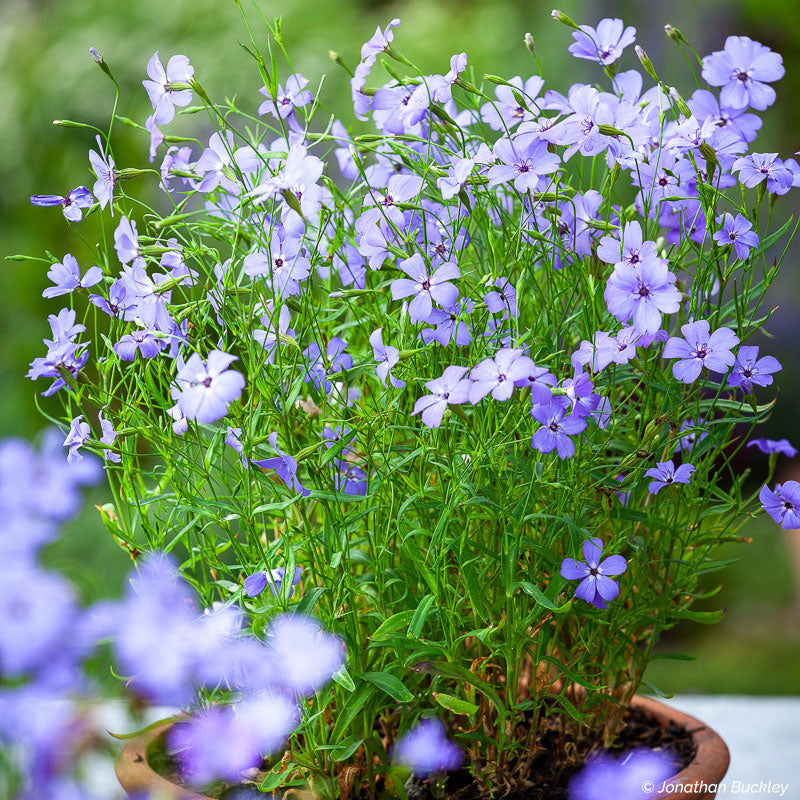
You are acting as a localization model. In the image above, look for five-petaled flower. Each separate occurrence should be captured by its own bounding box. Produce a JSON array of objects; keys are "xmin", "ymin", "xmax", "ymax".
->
[
  {"xmin": 727, "ymin": 345, "xmax": 781, "ymax": 393},
  {"xmin": 759, "ymin": 481, "xmax": 800, "ymax": 530},
  {"xmin": 174, "ymin": 351, "xmax": 245, "ymax": 424},
  {"xmin": 662, "ymin": 319, "xmax": 739, "ymax": 383},
  {"xmin": 713, "ymin": 213, "xmax": 759, "ymax": 259},
  {"xmin": 561, "ymin": 538, "xmax": 627, "ymax": 609},
  {"xmin": 644, "ymin": 460, "xmax": 696, "ymax": 495},
  {"xmin": 568, "ymin": 18, "xmax": 636, "ymax": 66}
]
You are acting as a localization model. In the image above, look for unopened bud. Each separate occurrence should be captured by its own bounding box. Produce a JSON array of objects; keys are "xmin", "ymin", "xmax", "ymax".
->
[
  {"xmin": 89, "ymin": 46, "xmax": 103, "ymax": 64},
  {"xmin": 89, "ymin": 46, "xmax": 116, "ymax": 82},
  {"xmin": 668, "ymin": 86, "xmax": 692, "ymax": 118},
  {"xmin": 664, "ymin": 24, "xmax": 685, "ymax": 43},
  {"xmin": 550, "ymin": 9, "xmax": 579, "ymax": 29},
  {"xmin": 635, "ymin": 45, "xmax": 658, "ymax": 82},
  {"xmin": 524, "ymin": 33, "xmax": 535, "ymax": 53}
]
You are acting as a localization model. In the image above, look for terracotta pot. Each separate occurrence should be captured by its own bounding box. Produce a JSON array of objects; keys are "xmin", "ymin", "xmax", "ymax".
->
[{"xmin": 116, "ymin": 695, "xmax": 729, "ymax": 800}]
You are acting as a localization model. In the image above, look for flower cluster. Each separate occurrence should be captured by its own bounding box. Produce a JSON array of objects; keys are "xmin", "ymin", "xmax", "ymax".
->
[{"xmin": 20, "ymin": 8, "xmax": 800, "ymax": 797}]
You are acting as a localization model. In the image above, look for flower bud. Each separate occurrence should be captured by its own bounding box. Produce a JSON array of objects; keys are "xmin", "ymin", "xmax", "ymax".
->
[
  {"xmin": 524, "ymin": 33, "xmax": 536, "ymax": 54},
  {"xmin": 635, "ymin": 45, "xmax": 659, "ymax": 82},
  {"xmin": 664, "ymin": 24, "xmax": 685, "ymax": 43},
  {"xmin": 550, "ymin": 9, "xmax": 579, "ymax": 29}
]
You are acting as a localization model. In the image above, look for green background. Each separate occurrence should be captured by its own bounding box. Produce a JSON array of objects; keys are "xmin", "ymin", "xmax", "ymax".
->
[{"xmin": 3, "ymin": 0, "xmax": 800, "ymax": 693}]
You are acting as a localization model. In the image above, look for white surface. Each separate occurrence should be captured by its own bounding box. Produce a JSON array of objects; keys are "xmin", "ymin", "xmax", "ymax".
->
[{"xmin": 665, "ymin": 695, "xmax": 800, "ymax": 798}]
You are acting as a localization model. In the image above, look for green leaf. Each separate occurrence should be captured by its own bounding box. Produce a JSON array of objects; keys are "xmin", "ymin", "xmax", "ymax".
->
[
  {"xmin": 372, "ymin": 609, "xmax": 416, "ymax": 639},
  {"xmin": 331, "ymin": 735, "xmax": 364, "ymax": 762},
  {"xmin": 363, "ymin": 671, "xmax": 414, "ymax": 703},
  {"xmin": 331, "ymin": 684, "xmax": 371, "ymax": 740},
  {"xmin": 433, "ymin": 692, "xmax": 479, "ymax": 715},
  {"xmin": 295, "ymin": 586, "xmax": 328, "ymax": 616},
  {"xmin": 332, "ymin": 667, "xmax": 356, "ymax": 692},
  {"xmin": 671, "ymin": 608, "xmax": 724, "ymax": 625},
  {"xmin": 408, "ymin": 594, "xmax": 436, "ymax": 638},
  {"xmin": 515, "ymin": 581, "xmax": 572, "ymax": 613},
  {"xmin": 260, "ymin": 766, "xmax": 294, "ymax": 792},
  {"xmin": 106, "ymin": 715, "xmax": 184, "ymax": 740}
]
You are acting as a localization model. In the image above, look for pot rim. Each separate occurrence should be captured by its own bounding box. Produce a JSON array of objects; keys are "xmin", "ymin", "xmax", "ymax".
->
[{"xmin": 115, "ymin": 694, "xmax": 730, "ymax": 800}]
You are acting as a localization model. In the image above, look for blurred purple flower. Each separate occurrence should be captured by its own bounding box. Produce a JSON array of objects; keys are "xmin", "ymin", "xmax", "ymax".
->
[
  {"xmin": 747, "ymin": 438, "xmax": 797, "ymax": 458},
  {"xmin": 569, "ymin": 747, "xmax": 676, "ymax": 800},
  {"xmin": 393, "ymin": 718, "xmax": 463, "ymax": 775}
]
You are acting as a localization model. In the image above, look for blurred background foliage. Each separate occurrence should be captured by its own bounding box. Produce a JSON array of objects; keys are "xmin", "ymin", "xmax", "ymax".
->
[{"xmin": 2, "ymin": 0, "xmax": 799, "ymax": 693}]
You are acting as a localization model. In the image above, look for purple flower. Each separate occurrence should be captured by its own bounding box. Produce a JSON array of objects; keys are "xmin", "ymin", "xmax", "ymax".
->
[
  {"xmin": 732, "ymin": 153, "xmax": 794, "ymax": 195},
  {"xmin": 487, "ymin": 136, "xmax": 560, "ymax": 194},
  {"xmin": 644, "ymin": 460, "xmax": 696, "ymax": 495},
  {"xmin": 662, "ymin": 319, "xmax": 739, "ymax": 383},
  {"xmin": 363, "ymin": 173, "xmax": 423, "ymax": 228},
  {"xmin": 569, "ymin": 747, "xmax": 676, "ymax": 800},
  {"xmin": 514, "ymin": 363, "xmax": 557, "ymax": 405},
  {"xmin": 560, "ymin": 538, "xmax": 627, "ymax": 609},
  {"xmin": 604, "ymin": 256, "xmax": 682, "ymax": 334},
  {"xmin": 713, "ymin": 213, "xmax": 759, "ymax": 259},
  {"xmin": 437, "ymin": 155, "xmax": 474, "ymax": 201},
  {"xmin": 484, "ymin": 278, "xmax": 517, "ymax": 317},
  {"xmin": 701, "ymin": 36, "xmax": 784, "ymax": 111},
  {"xmin": 90, "ymin": 279, "xmax": 133, "ymax": 318},
  {"xmin": 569, "ymin": 18, "xmax": 636, "ymax": 66},
  {"xmin": 759, "ymin": 481, "xmax": 800, "ymax": 530},
  {"xmin": 303, "ymin": 338, "xmax": 352, "ymax": 394},
  {"xmin": 244, "ymin": 566, "xmax": 302, "ymax": 598},
  {"xmin": 265, "ymin": 614, "xmax": 345, "ymax": 695},
  {"xmin": 370, "ymin": 327, "xmax": 405, "ymax": 388},
  {"xmin": 727, "ymin": 345, "xmax": 781, "ymax": 393},
  {"xmin": 63, "ymin": 416, "xmax": 90, "ymax": 465},
  {"xmin": 531, "ymin": 402, "xmax": 587, "ymax": 459},
  {"xmin": 391, "ymin": 254, "xmax": 460, "ymax": 323},
  {"xmin": 469, "ymin": 348, "xmax": 534, "ymax": 403},
  {"xmin": 253, "ymin": 302, "xmax": 296, "ymax": 364},
  {"xmin": 393, "ymin": 718, "xmax": 463, "ymax": 776},
  {"xmin": 747, "ymin": 438, "xmax": 797, "ymax": 458},
  {"xmin": 480, "ymin": 75, "xmax": 545, "ymax": 131},
  {"xmin": 114, "ymin": 216, "xmax": 140, "ymax": 265},
  {"xmin": 174, "ymin": 350, "xmax": 245, "ymax": 424},
  {"xmin": 88, "ymin": 135, "xmax": 116, "ymax": 210},
  {"xmin": 0, "ymin": 566, "xmax": 83, "ymax": 680},
  {"xmin": 114, "ymin": 329, "xmax": 163, "ymax": 361},
  {"xmin": 143, "ymin": 52, "xmax": 194, "ymax": 125},
  {"xmin": 259, "ymin": 74, "xmax": 313, "ymax": 119},
  {"xmin": 170, "ymin": 706, "xmax": 262, "ymax": 786},
  {"xmin": 42, "ymin": 254, "xmax": 102, "ymax": 298},
  {"xmin": 244, "ymin": 230, "xmax": 311, "ymax": 297},
  {"xmin": 331, "ymin": 460, "xmax": 368, "ymax": 496},
  {"xmin": 98, "ymin": 410, "xmax": 121, "ymax": 463},
  {"xmin": 30, "ymin": 186, "xmax": 93, "ymax": 222},
  {"xmin": 596, "ymin": 221, "xmax": 658, "ymax": 267},
  {"xmin": 411, "ymin": 365, "xmax": 471, "ymax": 428},
  {"xmin": 253, "ymin": 432, "xmax": 310, "ymax": 497},
  {"xmin": 420, "ymin": 300, "xmax": 473, "ymax": 347},
  {"xmin": 688, "ymin": 89, "xmax": 762, "ymax": 144},
  {"xmin": 674, "ymin": 418, "xmax": 708, "ymax": 454}
]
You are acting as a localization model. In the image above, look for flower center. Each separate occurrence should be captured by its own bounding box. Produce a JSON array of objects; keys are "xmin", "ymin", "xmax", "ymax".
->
[
  {"xmin": 736, "ymin": 70, "xmax": 749, "ymax": 82},
  {"xmin": 694, "ymin": 345, "xmax": 709, "ymax": 360},
  {"xmin": 203, "ymin": 377, "xmax": 213, "ymax": 388}
]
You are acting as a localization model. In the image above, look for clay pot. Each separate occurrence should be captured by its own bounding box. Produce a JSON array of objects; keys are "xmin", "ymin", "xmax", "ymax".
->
[{"xmin": 116, "ymin": 695, "xmax": 729, "ymax": 800}]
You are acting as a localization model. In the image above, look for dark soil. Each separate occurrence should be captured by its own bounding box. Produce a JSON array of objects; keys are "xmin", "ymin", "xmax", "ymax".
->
[
  {"xmin": 409, "ymin": 705, "xmax": 696, "ymax": 800},
  {"xmin": 148, "ymin": 705, "xmax": 695, "ymax": 800}
]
